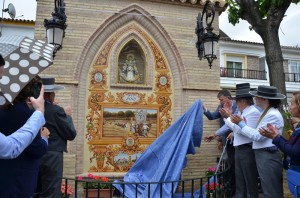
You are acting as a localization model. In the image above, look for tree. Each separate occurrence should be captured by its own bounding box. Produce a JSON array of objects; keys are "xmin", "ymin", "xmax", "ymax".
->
[{"xmin": 227, "ymin": 0, "xmax": 299, "ymax": 99}]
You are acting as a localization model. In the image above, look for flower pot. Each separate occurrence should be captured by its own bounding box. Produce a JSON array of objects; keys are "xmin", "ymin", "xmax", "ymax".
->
[{"xmin": 83, "ymin": 188, "xmax": 113, "ymax": 198}]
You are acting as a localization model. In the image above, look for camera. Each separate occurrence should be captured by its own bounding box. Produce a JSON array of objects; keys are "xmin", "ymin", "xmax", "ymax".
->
[{"xmin": 30, "ymin": 82, "xmax": 42, "ymax": 99}]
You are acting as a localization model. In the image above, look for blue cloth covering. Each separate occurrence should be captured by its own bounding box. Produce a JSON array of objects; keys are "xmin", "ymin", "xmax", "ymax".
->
[
  {"xmin": 287, "ymin": 169, "xmax": 300, "ymax": 197},
  {"xmin": 113, "ymin": 99, "xmax": 203, "ymax": 197}
]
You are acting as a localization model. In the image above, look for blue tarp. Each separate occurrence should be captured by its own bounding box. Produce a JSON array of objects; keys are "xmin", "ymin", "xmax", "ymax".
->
[{"xmin": 113, "ymin": 99, "xmax": 203, "ymax": 197}]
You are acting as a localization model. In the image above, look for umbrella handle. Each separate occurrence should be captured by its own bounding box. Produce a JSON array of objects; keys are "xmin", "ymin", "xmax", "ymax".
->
[{"xmin": 215, "ymin": 138, "xmax": 229, "ymax": 174}]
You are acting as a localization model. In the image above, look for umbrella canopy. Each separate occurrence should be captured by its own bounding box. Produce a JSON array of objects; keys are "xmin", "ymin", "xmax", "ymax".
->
[{"xmin": 0, "ymin": 35, "xmax": 54, "ymax": 105}]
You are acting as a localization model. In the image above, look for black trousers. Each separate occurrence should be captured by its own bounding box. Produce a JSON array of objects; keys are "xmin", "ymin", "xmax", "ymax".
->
[
  {"xmin": 34, "ymin": 151, "xmax": 64, "ymax": 198},
  {"xmin": 226, "ymin": 142, "xmax": 236, "ymax": 196}
]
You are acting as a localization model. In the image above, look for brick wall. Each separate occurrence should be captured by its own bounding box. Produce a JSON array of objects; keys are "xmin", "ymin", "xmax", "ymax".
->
[
  {"xmin": 283, "ymin": 59, "xmax": 289, "ymax": 73},
  {"xmin": 247, "ymin": 55, "xmax": 259, "ymax": 71},
  {"xmin": 35, "ymin": 0, "xmax": 222, "ymax": 180}
]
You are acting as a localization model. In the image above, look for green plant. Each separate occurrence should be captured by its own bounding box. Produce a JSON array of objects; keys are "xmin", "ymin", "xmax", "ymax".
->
[
  {"xmin": 282, "ymin": 105, "xmax": 293, "ymax": 139},
  {"xmin": 78, "ymin": 174, "xmax": 110, "ymax": 189}
]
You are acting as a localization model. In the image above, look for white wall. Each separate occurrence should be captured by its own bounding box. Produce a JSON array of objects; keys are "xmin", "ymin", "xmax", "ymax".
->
[
  {"xmin": 219, "ymin": 40, "xmax": 300, "ymax": 92},
  {"xmin": 0, "ymin": 24, "xmax": 34, "ymax": 38}
]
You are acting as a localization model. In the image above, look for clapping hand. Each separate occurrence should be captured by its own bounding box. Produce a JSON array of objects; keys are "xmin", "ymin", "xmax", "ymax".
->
[
  {"xmin": 219, "ymin": 102, "xmax": 232, "ymax": 118},
  {"xmin": 64, "ymin": 106, "xmax": 72, "ymax": 116},
  {"xmin": 258, "ymin": 123, "xmax": 279, "ymax": 139},
  {"xmin": 230, "ymin": 114, "xmax": 242, "ymax": 124}
]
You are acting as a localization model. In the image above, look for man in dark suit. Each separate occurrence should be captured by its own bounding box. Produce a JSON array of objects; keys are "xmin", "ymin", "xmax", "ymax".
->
[
  {"xmin": 203, "ymin": 89, "xmax": 237, "ymax": 196},
  {"xmin": 0, "ymin": 76, "xmax": 49, "ymax": 197},
  {"xmin": 35, "ymin": 77, "xmax": 77, "ymax": 198}
]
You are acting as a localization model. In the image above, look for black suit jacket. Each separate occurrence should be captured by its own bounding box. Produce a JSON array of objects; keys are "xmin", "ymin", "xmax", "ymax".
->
[
  {"xmin": 0, "ymin": 101, "xmax": 47, "ymax": 197},
  {"xmin": 44, "ymin": 101, "xmax": 76, "ymax": 152}
]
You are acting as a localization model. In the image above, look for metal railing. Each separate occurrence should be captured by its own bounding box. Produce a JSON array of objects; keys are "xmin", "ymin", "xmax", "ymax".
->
[
  {"xmin": 220, "ymin": 67, "xmax": 267, "ymax": 80},
  {"xmin": 62, "ymin": 160, "xmax": 231, "ymax": 198},
  {"xmin": 284, "ymin": 73, "xmax": 300, "ymax": 82}
]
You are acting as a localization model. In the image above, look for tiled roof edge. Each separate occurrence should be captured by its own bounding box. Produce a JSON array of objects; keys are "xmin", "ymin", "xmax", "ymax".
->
[
  {"xmin": 0, "ymin": 17, "xmax": 35, "ymax": 23},
  {"xmin": 220, "ymin": 37, "xmax": 300, "ymax": 50}
]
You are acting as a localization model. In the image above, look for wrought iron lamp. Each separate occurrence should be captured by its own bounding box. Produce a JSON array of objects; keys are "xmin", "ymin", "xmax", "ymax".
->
[
  {"xmin": 44, "ymin": 0, "xmax": 67, "ymax": 55},
  {"xmin": 195, "ymin": 1, "xmax": 219, "ymax": 69}
]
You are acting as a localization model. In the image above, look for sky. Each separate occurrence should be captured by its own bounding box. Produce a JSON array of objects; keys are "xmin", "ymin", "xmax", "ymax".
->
[
  {"xmin": 1, "ymin": 0, "xmax": 300, "ymax": 47},
  {"xmin": 219, "ymin": 3, "xmax": 300, "ymax": 47}
]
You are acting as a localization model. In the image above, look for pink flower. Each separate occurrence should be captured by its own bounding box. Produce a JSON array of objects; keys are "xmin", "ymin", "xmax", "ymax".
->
[
  {"xmin": 61, "ymin": 183, "xmax": 73, "ymax": 195},
  {"xmin": 77, "ymin": 176, "xmax": 83, "ymax": 180},
  {"xmin": 87, "ymin": 173, "xmax": 94, "ymax": 179},
  {"xmin": 208, "ymin": 166, "xmax": 216, "ymax": 172}
]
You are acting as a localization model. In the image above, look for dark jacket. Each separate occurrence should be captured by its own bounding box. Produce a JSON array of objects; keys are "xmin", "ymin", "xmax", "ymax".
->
[
  {"xmin": 204, "ymin": 101, "xmax": 237, "ymax": 143},
  {"xmin": 204, "ymin": 101, "xmax": 237, "ymax": 127},
  {"xmin": 273, "ymin": 124, "xmax": 300, "ymax": 167},
  {"xmin": 44, "ymin": 101, "xmax": 76, "ymax": 152},
  {"xmin": 0, "ymin": 101, "xmax": 47, "ymax": 197},
  {"xmin": 34, "ymin": 101, "xmax": 76, "ymax": 198}
]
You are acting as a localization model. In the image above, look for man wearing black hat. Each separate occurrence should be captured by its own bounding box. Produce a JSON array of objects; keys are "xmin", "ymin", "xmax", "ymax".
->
[
  {"xmin": 224, "ymin": 84, "xmax": 261, "ymax": 198},
  {"xmin": 231, "ymin": 85, "xmax": 285, "ymax": 198},
  {"xmin": 35, "ymin": 77, "xmax": 77, "ymax": 198}
]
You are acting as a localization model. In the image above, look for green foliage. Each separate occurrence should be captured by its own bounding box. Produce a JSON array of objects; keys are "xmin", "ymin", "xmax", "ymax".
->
[
  {"xmin": 227, "ymin": 0, "xmax": 241, "ymax": 25},
  {"xmin": 226, "ymin": 0, "xmax": 299, "ymax": 26},
  {"xmin": 81, "ymin": 181, "xmax": 109, "ymax": 189},
  {"xmin": 281, "ymin": 109, "xmax": 293, "ymax": 139},
  {"xmin": 255, "ymin": 0, "xmax": 270, "ymax": 18}
]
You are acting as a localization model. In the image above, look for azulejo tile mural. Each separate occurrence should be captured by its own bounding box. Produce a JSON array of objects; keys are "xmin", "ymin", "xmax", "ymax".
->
[{"xmin": 86, "ymin": 23, "xmax": 173, "ymax": 172}]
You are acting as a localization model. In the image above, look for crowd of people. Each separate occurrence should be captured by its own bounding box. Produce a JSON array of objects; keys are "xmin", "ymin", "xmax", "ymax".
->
[
  {"xmin": 203, "ymin": 83, "xmax": 300, "ymax": 197},
  {"xmin": 0, "ymin": 54, "xmax": 77, "ymax": 198}
]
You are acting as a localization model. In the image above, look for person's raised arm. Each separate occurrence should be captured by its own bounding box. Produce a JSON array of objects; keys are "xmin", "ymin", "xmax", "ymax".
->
[
  {"xmin": 0, "ymin": 85, "xmax": 45, "ymax": 159},
  {"xmin": 28, "ymin": 85, "xmax": 45, "ymax": 114}
]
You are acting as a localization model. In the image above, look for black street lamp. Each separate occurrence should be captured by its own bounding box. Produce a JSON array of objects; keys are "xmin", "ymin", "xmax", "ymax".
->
[
  {"xmin": 44, "ymin": 0, "xmax": 67, "ymax": 56},
  {"xmin": 195, "ymin": 1, "xmax": 219, "ymax": 69}
]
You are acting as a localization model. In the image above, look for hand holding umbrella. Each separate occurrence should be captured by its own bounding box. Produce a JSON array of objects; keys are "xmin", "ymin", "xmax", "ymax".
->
[{"xmin": 27, "ymin": 85, "xmax": 45, "ymax": 114}]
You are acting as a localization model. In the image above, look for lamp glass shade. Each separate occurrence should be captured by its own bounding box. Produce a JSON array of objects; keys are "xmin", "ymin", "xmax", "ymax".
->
[
  {"xmin": 46, "ymin": 27, "xmax": 63, "ymax": 46},
  {"xmin": 203, "ymin": 39, "xmax": 217, "ymax": 57}
]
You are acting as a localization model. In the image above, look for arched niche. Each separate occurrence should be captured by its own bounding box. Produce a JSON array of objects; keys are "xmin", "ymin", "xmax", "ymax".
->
[
  {"xmin": 109, "ymin": 30, "xmax": 154, "ymax": 89},
  {"xmin": 117, "ymin": 39, "xmax": 146, "ymax": 85}
]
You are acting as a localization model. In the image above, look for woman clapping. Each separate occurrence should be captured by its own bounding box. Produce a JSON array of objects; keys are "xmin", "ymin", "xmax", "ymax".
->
[{"xmin": 260, "ymin": 92, "xmax": 300, "ymax": 197}]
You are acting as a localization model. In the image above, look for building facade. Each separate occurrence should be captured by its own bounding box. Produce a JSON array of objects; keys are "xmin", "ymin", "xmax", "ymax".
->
[
  {"xmin": 219, "ymin": 32, "xmax": 300, "ymax": 99},
  {"xmin": 33, "ymin": 0, "xmax": 228, "ymax": 180},
  {"xmin": 7, "ymin": 0, "xmax": 299, "ymax": 183}
]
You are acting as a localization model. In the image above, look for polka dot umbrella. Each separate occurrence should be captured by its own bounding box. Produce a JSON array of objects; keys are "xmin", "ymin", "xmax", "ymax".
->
[{"xmin": 0, "ymin": 35, "xmax": 54, "ymax": 105}]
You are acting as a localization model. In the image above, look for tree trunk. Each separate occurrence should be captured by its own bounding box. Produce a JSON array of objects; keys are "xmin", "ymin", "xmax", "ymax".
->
[
  {"xmin": 260, "ymin": 26, "xmax": 287, "ymax": 102},
  {"xmin": 233, "ymin": 0, "xmax": 291, "ymax": 103}
]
